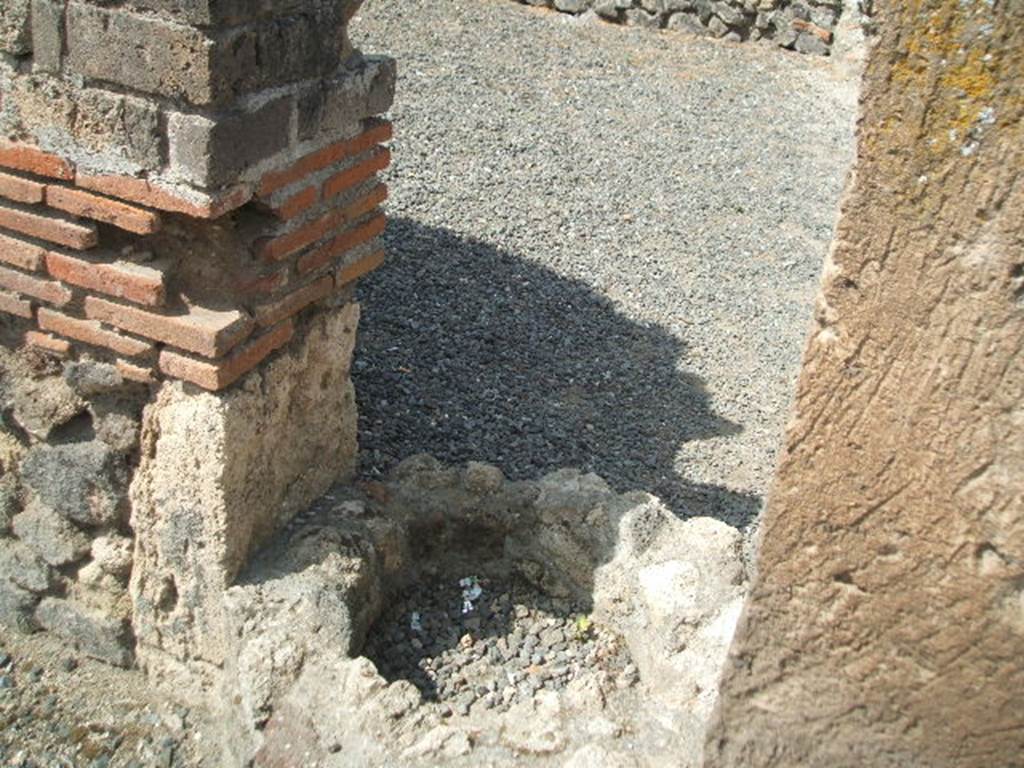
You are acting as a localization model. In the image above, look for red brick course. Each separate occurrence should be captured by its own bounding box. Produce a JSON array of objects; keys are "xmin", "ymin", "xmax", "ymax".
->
[
  {"xmin": 159, "ymin": 320, "xmax": 295, "ymax": 391},
  {"xmin": 37, "ymin": 308, "xmax": 153, "ymax": 358},
  {"xmin": 0, "ymin": 142, "xmax": 74, "ymax": 181},
  {"xmin": 45, "ymin": 251, "xmax": 167, "ymax": 307},
  {"xmin": 0, "ymin": 290, "xmax": 33, "ymax": 319},
  {"xmin": 0, "ymin": 265, "xmax": 73, "ymax": 306},
  {"xmin": 0, "ymin": 171, "xmax": 46, "ymax": 205},
  {"xmin": 46, "ymin": 187, "xmax": 161, "ymax": 235},
  {"xmin": 337, "ymin": 249, "xmax": 385, "ymax": 289},
  {"xmin": 322, "ymin": 148, "xmax": 391, "ymax": 201},
  {"xmin": 258, "ymin": 119, "xmax": 393, "ymax": 197},
  {"xmin": 0, "ymin": 122, "xmax": 390, "ymax": 389},
  {"xmin": 253, "ymin": 275, "xmax": 334, "ymax": 328},
  {"xmin": 85, "ymin": 297, "xmax": 255, "ymax": 358},
  {"xmin": 75, "ymin": 175, "xmax": 252, "ymax": 219},
  {"xmin": 297, "ymin": 212, "xmax": 386, "ymax": 275},
  {"xmin": 273, "ymin": 186, "xmax": 319, "ymax": 220},
  {"xmin": 116, "ymin": 359, "xmax": 157, "ymax": 384},
  {"xmin": 237, "ymin": 268, "xmax": 289, "ymax": 297},
  {"xmin": 25, "ymin": 331, "xmax": 71, "ymax": 356},
  {"xmin": 0, "ymin": 232, "xmax": 46, "ymax": 272},
  {"xmin": 257, "ymin": 184, "xmax": 387, "ymax": 263},
  {"xmin": 0, "ymin": 202, "xmax": 98, "ymax": 250}
]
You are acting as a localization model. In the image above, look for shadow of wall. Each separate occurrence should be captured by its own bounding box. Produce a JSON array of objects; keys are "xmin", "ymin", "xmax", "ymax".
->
[{"xmin": 354, "ymin": 216, "xmax": 760, "ymax": 529}]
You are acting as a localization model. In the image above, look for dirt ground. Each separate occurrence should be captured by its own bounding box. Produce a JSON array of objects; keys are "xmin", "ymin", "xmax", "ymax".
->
[{"xmin": 0, "ymin": 630, "xmax": 213, "ymax": 767}]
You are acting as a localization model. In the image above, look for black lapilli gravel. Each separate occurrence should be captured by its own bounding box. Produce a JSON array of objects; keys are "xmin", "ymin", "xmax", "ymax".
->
[
  {"xmin": 361, "ymin": 571, "xmax": 633, "ymax": 715},
  {"xmin": 349, "ymin": 0, "xmax": 857, "ymax": 535}
]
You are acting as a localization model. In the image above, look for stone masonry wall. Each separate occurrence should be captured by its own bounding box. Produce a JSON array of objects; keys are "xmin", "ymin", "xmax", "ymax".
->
[
  {"xmin": 0, "ymin": 125, "xmax": 390, "ymax": 390},
  {"xmin": 0, "ymin": 0, "xmax": 395, "ymax": 672},
  {"xmin": 0, "ymin": 0, "xmax": 394, "ymax": 390},
  {"xmin": 706, "ymin": 0, "xmax": 1023, "ymax": 765},
  {"xmin": 1, "ymin": 353, "xmax": 144, "ymax": 666},
  {"xmin": 514, "ymin": 0, "xmax": 859, "ymax": 55}
]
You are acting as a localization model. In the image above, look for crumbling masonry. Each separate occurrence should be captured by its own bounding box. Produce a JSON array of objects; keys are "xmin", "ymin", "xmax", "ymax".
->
[
  {"xmin": 1, "ymin": 0, "xmax": 1021, "ymax": 766},
  {"xmin": 0, "ymin": 0, "xmax": 395, "ymax": 673}
]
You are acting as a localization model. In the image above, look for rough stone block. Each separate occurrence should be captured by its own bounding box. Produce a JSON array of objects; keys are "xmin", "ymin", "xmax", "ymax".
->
[
  {"xmin": 0, "ymin": 0, "xmax": 32, "ymax": 55},
  {"xmin": 66, "ymin": 3, "xmax": 215, "ymax": 103},
  {"xmin": 67, "ymin": 2, "xmax": 350, "ymax": 106},
  {"xmin": 297, "ymin": 57, "xmax": 397, "ymax": 144},
  {"xmin": 130, "ymin": 303, "xmax": 360, "ymax": 684},
  {"xmin": 624, "ymin": 8, "xmax": 662, "ymax": 28},
  {"xmin": 713, "ymin": 1, "xmax": 747, "ymax": 26},
  {"xmin": 20, "ymin": 442, "xmax": 130, "ymax": 527},
  {"xmin": 116, "ymin": 0, "xmax": 355, "ymax": 27},
  {"xmin": 211, "ymin": 10, "xmax": 348, "ymax": 102},
  {"xmin": 11, "ymin": 501, "xmax": 92, "ymax": 566},
  {"xmin": 0, "ymin": 349, "xmax": 85, "ymax": 441},
  {"xmin": 0, "ymin": 536, "xmax": 53, "ymax": 593},
  {"xmin": 35, "ymin": 596, "xmax": 133, "ymax": 666},
  {"xmin": 30, "ymin": 0, "xmax": 64, "ymax": 73},
  {"xmin": 220, "ymin": 518, "xmax": 385, "ymax": 736},
  {"xmin": 667, "ymin": 9, "xmax": 712, "ymax": 34},
  {"xmin": 794, "ymin": 29, "xmax": 830, "ymax": 54},
  {"xmin": 90, "ymin": 534, "xmax": 133, "ymax": 581},
  {"xmin": 0, "ymin": 476, "xmax": 19, "ymax": 534},
  {"xmin": 0, "ymin": 578, "xmax": 39, "ymax": 633},
  {"xmin": 0, "ymin": 77, "xmax": 164, "ymax": 176},
  {"xmin": 167, "ymin": 98, "xmax": 293, "ymax": 188}
]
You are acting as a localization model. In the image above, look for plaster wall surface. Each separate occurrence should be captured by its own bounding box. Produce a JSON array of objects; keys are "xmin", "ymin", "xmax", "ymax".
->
[{"xmin": 706, "ymin": 1, "xmax": 1023, "ymax": 765}]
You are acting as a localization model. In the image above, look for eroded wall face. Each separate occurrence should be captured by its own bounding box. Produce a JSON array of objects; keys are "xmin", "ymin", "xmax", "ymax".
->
[
  {"xmin": 0, "ymin": 0, "xmax": 393, "ymax": 670},
  {"xmin": 706, "ymin": 1, "xmax": 1023, "ymax": 766}
]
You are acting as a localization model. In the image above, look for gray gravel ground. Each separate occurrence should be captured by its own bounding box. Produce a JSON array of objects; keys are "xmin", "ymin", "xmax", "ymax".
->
[
  {"xmin": 364, "ymin": 572, "xmax": 633, "ymax": 714},
  {"xmin": 349, "ymin": 0, "xmax": 858, "ymax": 532}
]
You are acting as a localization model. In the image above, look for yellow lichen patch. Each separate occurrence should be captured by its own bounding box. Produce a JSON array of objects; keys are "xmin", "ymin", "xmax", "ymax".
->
[{"xmin": 887, "ymin": 0, "xmax": 1002, "ymax": 155}]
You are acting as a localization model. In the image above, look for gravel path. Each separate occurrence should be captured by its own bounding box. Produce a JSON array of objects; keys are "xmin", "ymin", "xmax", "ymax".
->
[{"xmin": 349, "ymin": 0, "xmax": 858, "ymax": 532}]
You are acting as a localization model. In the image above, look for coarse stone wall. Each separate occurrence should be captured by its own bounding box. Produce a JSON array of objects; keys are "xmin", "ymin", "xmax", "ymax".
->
[
  {"xmin": 706, "ymin": 0, "xmax": 1023, "ymax": 765},
  {"xmin": 512, "ymin": 0, "xmax": 867, "ymax": 55},
  {"xmin": 0, "ymin": 0, "xmax": 394, "ymax": 672}
]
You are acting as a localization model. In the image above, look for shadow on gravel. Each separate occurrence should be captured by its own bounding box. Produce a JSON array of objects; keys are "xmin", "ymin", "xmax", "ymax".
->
[{"xmin": 354, "ymin": 217, "xmax": 761, "ymax": 530}]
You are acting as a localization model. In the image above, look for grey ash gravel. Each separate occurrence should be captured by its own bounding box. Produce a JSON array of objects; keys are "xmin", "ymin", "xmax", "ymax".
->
[
  {"xmin": 361, "ymin": 572, "xmax": 634, "ymax": 713},
  {"xmin": 349, "ymin": 0, "xmax": 857, "ymax": 533}
]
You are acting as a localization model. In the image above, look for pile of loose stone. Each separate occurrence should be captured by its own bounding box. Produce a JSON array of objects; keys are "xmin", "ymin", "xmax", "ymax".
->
[
  {"xmin": 363, "ymin": 571, "xmax": 636, "ymax": 716},
  {"xmin": 506, "ymin": 0, "xmax": 849, "ymax": 55}
]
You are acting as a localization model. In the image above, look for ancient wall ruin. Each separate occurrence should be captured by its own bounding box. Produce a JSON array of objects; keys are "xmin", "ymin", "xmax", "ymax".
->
[
  {"xmin": 706, "ymin": 0, "xmax": 1024, "ymax": 765},
  {"xmin": 0, "ymin": 0, "xmax": 394, "ymax": 671},
  {"xmin": 512, "ymin": 0, "xmax": 860, "ymax": 54},
  {"xmin": 1, "ymin": 0, "xmax": 1020, "ymax": 765}
]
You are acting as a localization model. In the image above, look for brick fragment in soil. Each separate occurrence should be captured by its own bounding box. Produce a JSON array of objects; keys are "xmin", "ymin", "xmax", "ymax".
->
[{"xmin": 362, "ymin": 572, "xmax": 634, "ymax": 715}]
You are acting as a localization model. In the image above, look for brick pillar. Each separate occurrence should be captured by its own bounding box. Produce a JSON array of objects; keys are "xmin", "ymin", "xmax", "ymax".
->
[{"xmin": 0, "ymin": 1, "xmax": 395, "ymax": 678}]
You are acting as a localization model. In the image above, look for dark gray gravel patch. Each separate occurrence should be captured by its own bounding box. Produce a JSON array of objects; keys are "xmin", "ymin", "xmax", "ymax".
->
[
  {"xmin": 362, "ymin": 572, "xmax": 632, "ymax": 714},
  {"xmin": 349, "ymin": 0, "xmax": 858, "ymax": 531}
]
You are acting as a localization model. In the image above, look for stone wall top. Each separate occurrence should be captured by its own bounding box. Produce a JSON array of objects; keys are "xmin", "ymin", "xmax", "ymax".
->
[{"xmin": 0, "ymin": 0, "xmax": 395, "ymax": 201}]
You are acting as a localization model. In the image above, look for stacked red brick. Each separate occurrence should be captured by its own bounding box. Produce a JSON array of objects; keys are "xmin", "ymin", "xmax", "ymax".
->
[{"xmin": 0, "ymin": 121, "xmax": 392, "ymax": 391}]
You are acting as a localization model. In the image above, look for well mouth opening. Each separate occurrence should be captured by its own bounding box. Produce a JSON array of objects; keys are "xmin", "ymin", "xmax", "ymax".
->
[{"xmin": 228, "ymin": 459, "xmax": 747, "ymax": 764}]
